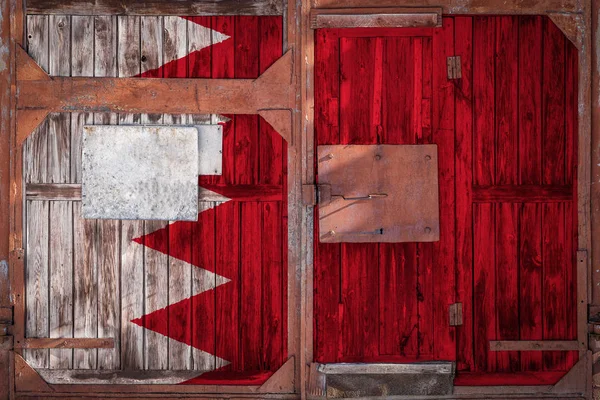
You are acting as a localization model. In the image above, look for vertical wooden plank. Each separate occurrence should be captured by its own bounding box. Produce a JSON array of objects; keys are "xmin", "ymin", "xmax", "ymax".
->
[
  {"xmin": 495, "ymin": 203, "xmax": 519, "ymax": 372},
  {"xmin": 47, "ymin": 14, "xmax": 74, "ymax": 370},
  {"xmin": 542, "ymin": 203, "xmax": 568, "ymax": 371},
  {"xmin": 381, "ymin": 37, "xmax": 413, "ymax": 143},
  {"xmin": 259, "ymin": 16, "xmax": 284, "ymax": 371},
  {"xmin": 519, "ymin": 203, "xmax": 543, "ymax": 371},
  {"xmin": 93, "ymin": 13, "xmax": 118, "ymax": 371},
  {"xmin": 116, "ymin": 15, "xmax": 144, "ymax": 371},
  {"xmin": 72, "ymin": 202, "xmax": 97, "ymax": 369},
  {"xmin": 48, "ymin": 201, "xmax": 73, "ymax": 368},
  {"xmin": 93, "ymin": 15, "xmax": 117, "ymax": 128},
  {"xmin": 418, "ymin": 35, "xmax": 434, "ymax": 358},
  {"xmin": 313, "ymin": 28, "xmax": 340, "ymax": 363},
  {"xmin": 234, "ymin": 16, "xmax": 259, "ymax": 185},
  {"xmin": 24, "ymin": 15, "xmax": 49, "ymax": 368},
  {"xmin": 473, "ymin": 203, "xmax": 496, "ymax": 372},
  {"xmin": 140, "ymin": 16, "xmax": 164, "ymax": 125},
  {"xmin": 473, "ymin": 16, "xmax": 496, "ymax": 187},
  {"xmin": 25, "ymin": 201, "xmax": 49, "ymax": 367},
  {"xmin": 261, "ymin": 202, "xmax": 283, "ymax": 369},
  {"xmin": 71, "ymin": 16, "xmax": 94, "ymax": 184},
  {"xmin": 541, "ymin": 18, "xmax": 567, "ymax": 372},
  {"xmin": 240, "ymin": 202, "xmax": 262, "ymax": 370},
  {"xmin": 339, "ymin": 37, "xmax": 377, "ymax": 144},
  {"xmin": 518, "ymin": 15, "xmax": 544, "ymax": 372},
  {"xmin": 47, "ymin": 15, "xmax": 71, "ymax": 184},
  {"xmin": 542, "ymin": 19, "xmax": 566, "ymax": 186},
  {"xmin": 186, "ymin": 16, "xmax": 212, "ymax": 128},
  {"xmin": 212, "ymin": 16, "xmax": 235, "ymax": 184},
  {"xmin": 494, "ymin": 16, "xmax": 519, "ymax": 373},
  {"xmin": 212, "ymin": 15, "xmax": 238, "ymax": 371},
  {"xmin": 24, "ymin": 15, "xmax": 49, "ymax": 184},
  {"xmin": 163, "ymin": 16, "xmax": 187, "ymax": 128},
  {"xmin": 192, "ymin": 203, "xmax": 216, "ymax": 370},
  {"xmin": 518, "ymin": 16, "xmax": 543, "ymax": 186},
  {"xmin": 338, "ymin": 35, "xmax": 379, "ymax": 360},
  {"xmin": 454, "ymin": 15, "xmax": 474, "ymax": 372},
  {"xmin": 215, "ymin": 201, "xmax": 240, "ymax": 370},
  {"xmin": 379, "ymin": 36, "xmax": 418, "ymax": 358},
  {"xmin": 432, "ymin": 16, "xmax": 455, "ymax": 361},
  {"xmin": 143, "ymin": 220, "xmax": 168, "ymax": 370},
  {"xmin": 472, "ymin": 17, "xmax": 496, "ymax": 372},
  {"xmin": 97, "ymin": 218, "xmax": 120, "ymax": 369},
  {"xmin": 378, "ymin": 243, "xmax": 417, "ymax": 357}
]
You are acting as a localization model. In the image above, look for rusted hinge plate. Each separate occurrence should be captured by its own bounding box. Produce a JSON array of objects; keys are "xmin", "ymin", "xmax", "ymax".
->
[
  {"xmin": 449, "ymin": 303, "xmax": 463, "ymax": 326},
  {"xmin": 447, "ymin": 56, "xmax": 461, "ymax": 79},
  {"xmin": 302, "ymin": 184, "xmax": 332, "ymax": 206}
]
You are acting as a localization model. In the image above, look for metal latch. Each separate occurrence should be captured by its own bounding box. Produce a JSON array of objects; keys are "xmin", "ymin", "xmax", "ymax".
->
[{"xmin": 447, "ymin": 56, "xmax": 461, "ymax": 79}]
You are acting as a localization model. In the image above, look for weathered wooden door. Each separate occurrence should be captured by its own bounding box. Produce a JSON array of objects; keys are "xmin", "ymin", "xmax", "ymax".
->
[
  {"xmin": 314, "ymin": 16, "xmax": 579, "ymax": 386},
  {"xmin": 314, "ymin": 24, "xmax": 456, "ymax": 363}
]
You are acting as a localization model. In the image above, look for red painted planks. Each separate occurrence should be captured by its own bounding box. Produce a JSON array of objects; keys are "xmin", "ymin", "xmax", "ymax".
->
[
  {"xmin": 454, "ymin": 15, "xmax": 474, "ymax": 372},
  {"xmin": 431, "ymin": 16, "xmax": 455, "ymax": 361},
  {"xmin": 494, "ymin": 16, "xmax": 519, "ymax": 373},
  {"xmin": 314, "ymin": 27, "xmax": 341, "ymax": 363},
  {"xmin": 473, "ymin": 17, "xmax": 496, "ymax": 187},
  {"xmin": 542, "ymin": 203, "xmax": 568, "ymax": 371},
  {"xmin": 379, "ymin": 243, "xmax": 418, "ymax": 356},
  {"xmin": 339, "ymin": 37, "xmax": 378, "ymax": 144},
  {"xmin": 473, "ymin": 203, "xmax": 496, "ymax": 372},
  {"xmin": 240, "ymin": 202, "xmax": 263, "ymax": 370},
  {"xmin": 519, "ymin": 203, "xmax": 543, "ymax": 371},
  {"xmin": 378, "ymin": 36, "xmax": 419, "ymax": 358},
  {"xmin": 495, "ymin": 203, "xmax": 520, "ymax": 372},
  {"xmin": 518, "ymin": 16, "xmax": 543, "ymax": 186},
  {"xmin": 542, "ymin": 19, "xmax": 566, "ymax": 186},
  {"xmin": 215, "ymin": 201, "xmax": 240, "ymax": 371}
]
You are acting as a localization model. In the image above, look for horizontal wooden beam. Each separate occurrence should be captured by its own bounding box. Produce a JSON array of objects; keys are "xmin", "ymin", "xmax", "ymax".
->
[
  {"xmin": 318, "ymin": 362, "xmax": 454, "ymax": 375},
  {"xmin": 310, "ymin": 7, "xmax": 442, "ymax": 28},
  {"xmin": 26, "ymin": 183, "xmax": 284, "ymax": 202},
  {"xmin": 472, "ymin": 185, "xmax": 573, "ymax": 202},
  {"xmin": 26, "ymin": 0, "xmax": 283, "ymax": 15},
  {"xmin": 312, "ymin": 0, "xmax": 582, "ymax": 15},
  {"xmin": 489, "ymin": 340, "xmax": 581, "ymax": 351},
  {"xmin": 16, "ymin": 47, "xmax": 293, "ymax": 145},
  {"xmin": 19, "ymin": 338, "xmax": 115, "ymax": 349}
]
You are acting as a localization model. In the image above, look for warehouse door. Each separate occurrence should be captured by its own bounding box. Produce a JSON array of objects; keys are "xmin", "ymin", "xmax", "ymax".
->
[{"xmin": 314, "ymin": 25, "xmax": 456, "ymax": 363}]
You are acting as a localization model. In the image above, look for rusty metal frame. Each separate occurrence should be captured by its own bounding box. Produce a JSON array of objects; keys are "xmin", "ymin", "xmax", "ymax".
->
[{"xmin": 299, "ymin": 1, "xmax": 594, "ymax": 399}]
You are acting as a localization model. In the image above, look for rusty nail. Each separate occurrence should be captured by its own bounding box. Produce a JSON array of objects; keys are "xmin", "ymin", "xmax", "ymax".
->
[
  {"xmin": 425, "ymin": 155, "xmax": 432, "ymax": 161},
  {"xmin": 424, "ymin": 227, "xmax": 432, "ymax": 233},
  {"xmin": 375, "ymin": 154, "xmax": 382, "ymax": 161}
]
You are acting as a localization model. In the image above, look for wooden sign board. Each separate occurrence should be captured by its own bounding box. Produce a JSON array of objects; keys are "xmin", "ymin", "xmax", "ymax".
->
[{"xmin": 317, "ymin": 144, "xmax": 440, "ymax": 243}]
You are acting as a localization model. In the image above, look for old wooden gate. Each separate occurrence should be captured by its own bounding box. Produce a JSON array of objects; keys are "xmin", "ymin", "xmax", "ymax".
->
[{"xmin": 314, "ymin": 16, "xmax": 579, "ymax": 385}]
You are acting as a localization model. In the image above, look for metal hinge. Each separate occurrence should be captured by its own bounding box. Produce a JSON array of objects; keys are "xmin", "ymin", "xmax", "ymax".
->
[
  {"xmin": 447, "ymin": 56, "xmax": 462, "ymax": 79},
  {"xmin": 449, "ymin": 303, "xmax": 463, "ymax": 326},
  {"xmin": 302, "ymin": 184, "xmax": 332, "ymax": 206}
]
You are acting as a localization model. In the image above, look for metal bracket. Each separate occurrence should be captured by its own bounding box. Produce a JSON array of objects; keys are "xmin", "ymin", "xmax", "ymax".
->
[{"xmin": 447, "ymin": 56, "xmax": 462, "ymax": 79}]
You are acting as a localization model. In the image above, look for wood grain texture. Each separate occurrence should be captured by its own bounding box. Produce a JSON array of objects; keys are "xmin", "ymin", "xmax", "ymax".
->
[
  {"xmin": 26, "ymin": 0, "xmax": 284, "ymax": 15},
  {"xmin": 314, "ymin": 17, "xmax": 579, "ymax": 386}
]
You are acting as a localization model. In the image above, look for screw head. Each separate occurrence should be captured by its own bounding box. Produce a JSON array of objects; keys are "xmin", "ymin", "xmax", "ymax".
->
[{"xmin": 424, "ymin": 227, "xmax": 432, "ymax": 234}]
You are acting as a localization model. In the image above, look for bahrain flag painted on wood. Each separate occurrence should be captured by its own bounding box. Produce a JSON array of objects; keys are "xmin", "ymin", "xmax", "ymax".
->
[{"xmin": 130, "ymin": 16, "xmax": 287, "ymax": 385}]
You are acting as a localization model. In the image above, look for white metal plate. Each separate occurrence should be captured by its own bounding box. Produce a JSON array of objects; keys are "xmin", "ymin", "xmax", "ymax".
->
[
  {"xmin": 82, "ymin": 125, "xmax": 199, "ymax": 221},
  {"xmin": 197, "ymin": 124, "xmax": 223, "ymax": 175}
]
